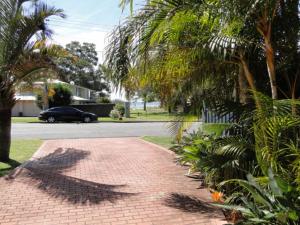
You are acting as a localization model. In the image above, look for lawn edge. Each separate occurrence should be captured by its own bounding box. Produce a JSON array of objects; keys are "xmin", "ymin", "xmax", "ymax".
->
[
  {"xmin": 138, "ymin": 137, "xmax": 175, "ymax": 155},
  {"xmin": 4, "ymin": 140, "xmax": 45, "ymax": 179}
]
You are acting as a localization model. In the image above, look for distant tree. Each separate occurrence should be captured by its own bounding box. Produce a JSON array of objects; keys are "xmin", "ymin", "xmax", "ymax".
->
[
  {"xmin": 56, "ymin": 42, "xmax": 110, "ymax": 96},
  {"xmin": 48, "ymin": 84, "xmax": 72, "ymax": 108},
  {"xmin": 139, "ymin": 87, "xmax": 157, "ymax": 111}
]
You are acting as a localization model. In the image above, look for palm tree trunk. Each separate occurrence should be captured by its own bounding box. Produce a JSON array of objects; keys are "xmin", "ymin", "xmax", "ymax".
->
[
  {"xmin": 0, "ymin": 108, "xmax": 12, "ymax": 162},
  {"xmin": 239, "ymin": 54, "xmax": 256, "ymax": 91},
  {"xmin": 257, "ymin": 7, "xmax": 278, "ymax": 100},
  {"xmin": 238, "ymin": 64, "xmax": 249, "ymax": 104},
  {"xmin": 264, "ymin": 37, "xmax": 277, "ymax": 99}
]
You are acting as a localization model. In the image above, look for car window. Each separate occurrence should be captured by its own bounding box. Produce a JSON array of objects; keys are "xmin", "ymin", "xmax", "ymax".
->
[
  {"xmin": 48, "ymin": 107, "xmax": 60, "ymax": 112},
  {"xmin": 64, "ymin": 107, "xmax": 80, "ymax": 113}
]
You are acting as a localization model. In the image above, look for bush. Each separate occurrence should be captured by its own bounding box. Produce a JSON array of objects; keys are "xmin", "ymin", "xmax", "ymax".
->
[
  {"xmin": 109, "ymin": 109, "xmax": 121, "ymax": 120},
  {"xmin": 114, "ymin": 103, "xmax": 125, "ymax": 116},
  {"xmin": 216, "ymin": 169, "xmax": 300, "ymax": 224},
  {"xmin": 49, "ymin": 84, "xmax": 72, "ymax": 108},
  {"xmin": 97, "ymin": 97, "xmax": 111, "ymax": 103}
]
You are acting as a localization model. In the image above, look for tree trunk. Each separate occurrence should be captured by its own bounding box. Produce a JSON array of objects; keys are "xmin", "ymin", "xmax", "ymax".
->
[
  {"xmin": 0, "ymin": 108, "xmax": 12, "ymax": 162},
  {"xmin": 239, "ymin": 53, "xmax": 261, "ymax": 108},
  {"xmin": 143, "ymin": 100, "xmax": 147, "ymax": 111},
  {"xmin": 238, "ymin": 64, "xmax": 250, "ymax": 104},
  {"xmin": 239, "ymin": 54, "xmax": 256, "ymax": 91},
  {"xmin": 257, "ymin": 8, "xmax": 278, "ymax": 99},
  {"xmin": 264, "ymin": 37, "xmax": 277, "ymax": 99}
]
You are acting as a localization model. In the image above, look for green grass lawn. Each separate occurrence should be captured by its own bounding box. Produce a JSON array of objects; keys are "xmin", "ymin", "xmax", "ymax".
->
[
  {"xmin": 12, "ymin": 117, "xmax": 39, "ymax": 123},
  {"xmin": 0, "ymin": 139, "xmax": 42, "ymax": 177},
  {"xmin": 142, "ymin": 136, "xmax": 175, "ymax": 149}
]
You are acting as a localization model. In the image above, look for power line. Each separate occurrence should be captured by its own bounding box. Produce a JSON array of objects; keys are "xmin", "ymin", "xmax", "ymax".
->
[
  {"xmin": 48, "ymin": 18, "xmax": 114, "ymax": 28},
  {"xmin": 47, "ymin": 22, "xmax": 111, "ymax": 32}
]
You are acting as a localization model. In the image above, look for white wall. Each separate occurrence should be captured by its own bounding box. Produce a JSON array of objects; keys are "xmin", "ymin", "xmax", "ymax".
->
[{"xmin": 12, "ymin": 101, "xmax": 41, "ymax": 117}]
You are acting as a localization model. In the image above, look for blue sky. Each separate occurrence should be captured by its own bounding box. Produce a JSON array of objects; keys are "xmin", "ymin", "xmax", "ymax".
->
[{"xmin": 44, "ymin": 0, "xmax": 144, "ymax": 62}]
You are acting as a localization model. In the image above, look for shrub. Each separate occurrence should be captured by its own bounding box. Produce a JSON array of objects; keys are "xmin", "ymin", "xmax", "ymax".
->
[
  {"xmin": 215, "ymin": 169, "xmax": 300, "ymax": 225},
  {"xmin": 97, "ymin": 97, "xmax": 111, "ymax": 103},
  {"xmin": 49, "ymin": 84, "xmax": 72, "ymax": 108},
  {"xmin": 110, "ymin": 109, "xmax": 121, "ymax": 120},
  {"xmin": 114, "ymin": 103, "xmax": 125, "ymax": 116}
]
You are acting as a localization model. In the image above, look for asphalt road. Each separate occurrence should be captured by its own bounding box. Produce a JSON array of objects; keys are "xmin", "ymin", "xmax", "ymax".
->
[{"xmin": 12, "ymin": 122, "xmax": 202, "ymax": 140}]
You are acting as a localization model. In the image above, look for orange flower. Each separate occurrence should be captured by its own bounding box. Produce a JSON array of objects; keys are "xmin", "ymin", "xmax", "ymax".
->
[{"xmin": 211, "ymin": 191, "xmax": 224, "ymax": 203}]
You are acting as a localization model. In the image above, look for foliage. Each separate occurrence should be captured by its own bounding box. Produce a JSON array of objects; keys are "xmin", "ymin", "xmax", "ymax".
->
[
  {"xmin": 216, "ymin": 169, "xmax": 300, "ymax": 225},
  {"xmin": 114, "ymin": 103, "xmax": 125, "ymax": 117},
  {"xmin": 202, "ymin": 123, "xmax": 231, "ymax": 137},
  {"xmin": 112, "ymin": 1, "xmax": 300, "ymax": 222},
  {"xmin": 96, "ymin": 97, "xmax": 111, "ymax": 104},
  {"xmin": 0, "ymin": 0, "xmax": 64, "ymax": 161},
  {"xmin": 171, "ymin": 130, "xmax": 257, "ymax": 190},
  {"xmin": 48, "ymin": 84, "xmax": 72, "ymax": 108},
  {"xmin": 172, "ymin": 93, "xmax": 300, "ymax": 223},
  {"xmin": 109, "ymin": 109, "xmax": 121, "ymax": 120},
  {"xmin": 56, "ymin": 41, "xmax": 110, "ymax": 95}
]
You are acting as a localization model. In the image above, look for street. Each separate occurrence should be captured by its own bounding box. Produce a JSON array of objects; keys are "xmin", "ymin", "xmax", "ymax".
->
[
  {"xmin": 12, "ymin": 122, "xmax": 172, "ymax": 139},
  {"xmin": 12, "ymin": 122, "xmax": 202, "ymax": 140}
]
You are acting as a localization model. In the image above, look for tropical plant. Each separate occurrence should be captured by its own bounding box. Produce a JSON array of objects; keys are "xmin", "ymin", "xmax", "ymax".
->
[
  {"xmin": 216, "ymin": 169, "xmax": 300, "ymax": 225},
  {"xmin": 0, "ymin": 0, "xmax": 65, "ymax": 161},
  {"xmin": 172, "ymin": 130, "xmax": 257, "ymax": 191}
]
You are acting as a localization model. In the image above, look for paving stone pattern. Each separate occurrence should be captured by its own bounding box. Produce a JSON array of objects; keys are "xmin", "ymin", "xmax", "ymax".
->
[{"xmin": 0, "ymin": 138, "xmax": 225, "ymax": 225}]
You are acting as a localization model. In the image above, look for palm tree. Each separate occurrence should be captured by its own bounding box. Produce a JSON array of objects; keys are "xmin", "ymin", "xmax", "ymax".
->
[
  {"xmin": 0, "ymin": 0, "xmax": 65, "ymax": 162},
  {"xmin": 110, "ymin": 0, "xmax": 300, "ymax": 101}
]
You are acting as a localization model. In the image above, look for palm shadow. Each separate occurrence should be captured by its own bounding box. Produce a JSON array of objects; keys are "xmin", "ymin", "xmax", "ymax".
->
[
  {"xmin": 0, "ymin": 159, "xmax": 22, "ymax": 177},
  {"xmin": 164, "ymin": 193, "xmax": 219, "ymax": 213},
  {"xmin": 8, "ymin": 148, "xmax": 136, "ymax": 205}
]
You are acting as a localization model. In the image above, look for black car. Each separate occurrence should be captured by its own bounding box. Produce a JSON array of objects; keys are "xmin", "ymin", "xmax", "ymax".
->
[{"xmin": 39, "ymin": 106, "xmax": 98, "ymax": 123}]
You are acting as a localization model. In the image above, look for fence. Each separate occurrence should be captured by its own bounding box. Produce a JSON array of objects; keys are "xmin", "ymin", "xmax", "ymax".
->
[
  {"xmin": 202, "ymin": 108, "xmax": 235, "ymax": 123},
  {"xmin": 72, "ymin": 104, "xmax": 115, "ymax": 117}
]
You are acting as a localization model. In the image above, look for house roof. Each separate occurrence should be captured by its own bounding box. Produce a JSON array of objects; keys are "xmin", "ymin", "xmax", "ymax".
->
[
  {"xmin": 15, "ymin": 95, "xmax": 36, "ymax": 101},
  {"xmin": 72, "ymin": 96, "xmax": 88, "ymax": 101},
  {"xmin": 15, "ymin": 95, "xmax": 88, "ymax": 102}
]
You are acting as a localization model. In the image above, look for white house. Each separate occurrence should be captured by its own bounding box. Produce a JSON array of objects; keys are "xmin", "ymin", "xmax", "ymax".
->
[{"xmin": 12, "ymin": 80, "xmax": 94, "ymax": 117}]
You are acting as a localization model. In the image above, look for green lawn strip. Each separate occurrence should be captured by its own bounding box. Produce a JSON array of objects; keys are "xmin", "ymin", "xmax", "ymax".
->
[
  {"xmin": 142, "ymin": 136, "xmax": 175, "ymax": 149},
  {"xmin": 12, "ymin": 117, "xmax": 39, "ymax": 123},
  {"xmin": 0, "ymin": 139, "xmax": 42, "ymax": 177},
  {"xmin": 202, "ymin": 123, "xmax": 231, "ymax": 137}
]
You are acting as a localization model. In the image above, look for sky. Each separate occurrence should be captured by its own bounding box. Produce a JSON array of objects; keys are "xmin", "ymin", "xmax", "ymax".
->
[
  {"xmin": 42, "ymin": 0, "xmax": 144, "ymax": 100},
  {"xmin": 44, "ymin": 0, "xmax": 144, "ymax": 62}
]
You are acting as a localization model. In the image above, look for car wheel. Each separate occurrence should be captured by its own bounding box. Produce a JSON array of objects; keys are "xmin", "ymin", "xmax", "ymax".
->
[
  {"xmin": 47, "ymin": 116, "xmax": 56, "ymax": 123},
  {"xmin": 83, "ymin": 116, "xmax": 91, "ymax": 123}
]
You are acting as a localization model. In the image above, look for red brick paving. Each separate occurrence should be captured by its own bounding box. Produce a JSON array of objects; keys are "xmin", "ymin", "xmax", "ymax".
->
[{"xmin": 0, "ymin": 138, "xmax": 225, "ymax": 225}]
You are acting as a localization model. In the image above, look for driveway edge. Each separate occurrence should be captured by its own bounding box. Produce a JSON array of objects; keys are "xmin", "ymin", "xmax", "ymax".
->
[{"xmin": 138, "ymin": 138, "xmax": 175, "ymax": 155}]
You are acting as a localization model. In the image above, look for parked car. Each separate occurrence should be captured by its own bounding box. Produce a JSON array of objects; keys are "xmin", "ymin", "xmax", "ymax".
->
[{"xmin": 39, "ymin": 106, "xmax": 98, "ymax": 123}]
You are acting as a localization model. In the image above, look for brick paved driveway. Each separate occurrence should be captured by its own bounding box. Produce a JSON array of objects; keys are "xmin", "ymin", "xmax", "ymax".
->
[{"xmin": 0, "ymin": 138, "xmax": 225, "ymax": 225}]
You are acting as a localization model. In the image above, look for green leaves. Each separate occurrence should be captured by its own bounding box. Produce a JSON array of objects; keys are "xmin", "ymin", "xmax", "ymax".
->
[{"xmin": 217, "ymin": 169, "xmax": 300, "ymax": 224}]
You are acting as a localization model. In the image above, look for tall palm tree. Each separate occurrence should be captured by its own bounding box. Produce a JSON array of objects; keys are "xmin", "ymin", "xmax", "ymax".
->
[
  {"xmin": 0, "ymin": 0, "xmax": 65, "ymax": 162},
  {"xmin": 110, "ymin": 0, "xmax": 300, "ymax": 101}
]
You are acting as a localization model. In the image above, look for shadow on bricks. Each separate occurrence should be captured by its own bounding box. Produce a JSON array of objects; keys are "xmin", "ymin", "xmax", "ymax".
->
[
  {"xmin": 164, "ymin": 193, "xmax": 220, "ymax": 214},
  {"xmin": 9, "ymin": 148, "xmax": 137, "ymax": 205}
]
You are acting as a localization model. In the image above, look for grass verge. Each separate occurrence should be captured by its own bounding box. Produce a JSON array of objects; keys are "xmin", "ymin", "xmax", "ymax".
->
[
  {"xmin": 0, "ymin": 139, "xmax": 42, "ymax": 177},
  {"xmin": 12, "ymin": 117, "xmax": 39, "ymax": 123},
  {"xmin": 142, "ymin": 136, "xmax": 175, "ymax": 149}
]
